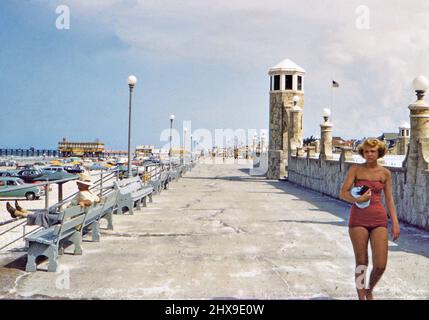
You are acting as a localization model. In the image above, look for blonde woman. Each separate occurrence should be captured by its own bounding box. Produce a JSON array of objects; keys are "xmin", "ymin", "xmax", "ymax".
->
[{"xmin": 340, "ymin": 138, "xmax": 400, "ymax": 300}]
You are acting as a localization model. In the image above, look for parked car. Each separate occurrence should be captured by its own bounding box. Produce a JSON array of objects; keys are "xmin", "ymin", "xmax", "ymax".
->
[
  {"xmin": 42, "ymin": 166, "xmax": 67, "ymax": 173},
  {"xmin": 63, "ymin": 165, "xmax": 84, "ymax": 174},
  {"xmin": 117, "ymin": 165, "xmax": 139, "ymax": 174},
  {"xmin": 16, "ymin": 164, "xmax": 36, "ymax": 170},
  {"xmin": 0, "ymin": 177, "xmax": 44, "ymax": 200},
  {"xmin": 17, "ymin": 169, "xmax": 44, "ymax": 183},
  {"xmin": 0, "ymin": 170, "xmax": 19, "ymax": 177},
  {"xmin": 88, "ymin": 163, "xmax": 110, "ymax": 171},
  {"xmin": 33, "ymin": 171, "xmax": 76, "ymax": 182},
  {"xmin": 0, "ymin": 160, "xmax": 17, "ymax": 167}
]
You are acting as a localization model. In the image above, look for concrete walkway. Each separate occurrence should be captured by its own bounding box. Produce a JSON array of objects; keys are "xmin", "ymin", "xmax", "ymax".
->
[{"xmin": 0, "ymin": 162, "xmax": 428, "ymax": 299}]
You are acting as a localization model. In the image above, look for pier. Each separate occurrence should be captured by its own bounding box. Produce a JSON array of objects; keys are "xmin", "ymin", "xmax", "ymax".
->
[{"xmin": 1, "ymin": 161, "xmax": 427, "ymax": 299}]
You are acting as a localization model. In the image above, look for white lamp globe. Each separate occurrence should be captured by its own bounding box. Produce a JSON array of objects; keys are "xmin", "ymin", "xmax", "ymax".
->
[
  {"xmin": 128, "ymin": 75, "xmax": 137, "ymax": 85},
  {"xmin": 170, "ymin": 114, "xmax": 175, "ymax": 121},
  {"xmin": 412, "ymin": 75, "xmax": 429, "ymax": 91},
  {"xmin": 322, "ymin": 108, "xmax": 331, "ymax": 117}
]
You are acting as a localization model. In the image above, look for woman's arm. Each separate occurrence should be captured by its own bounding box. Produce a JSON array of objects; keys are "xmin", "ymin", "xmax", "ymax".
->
[
  {"xmin": 340, "ymin": 165, "xmax": 369, "ymax": 203},
  {"xmin": 384, "ymin": 169, "xmax": 400, "ymax": 240}
]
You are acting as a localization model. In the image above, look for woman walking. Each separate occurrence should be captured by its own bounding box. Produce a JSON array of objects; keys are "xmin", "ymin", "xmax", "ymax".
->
[{"xmin": 340, "ymin": 138, "xmax": 400, "ymax": 300}]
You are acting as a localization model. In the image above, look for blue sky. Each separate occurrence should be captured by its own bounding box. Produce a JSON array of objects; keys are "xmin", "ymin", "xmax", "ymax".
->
[{"xmin": 1, "ymin": 0, "xmax": 428, "ymax": 150}]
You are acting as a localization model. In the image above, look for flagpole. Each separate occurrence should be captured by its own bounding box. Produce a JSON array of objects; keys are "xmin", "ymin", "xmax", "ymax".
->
[{"xmin": 331, "ymin": 81, "xmax": 334, "ymax": 123}]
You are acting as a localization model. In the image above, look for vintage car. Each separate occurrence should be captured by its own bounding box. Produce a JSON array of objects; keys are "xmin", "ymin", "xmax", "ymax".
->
[
  {"xmin": 0, "ymin": 160, "xmax": 17, "ymax": 167},
  {"xmin": 17, "ymin": 169, "xmax": 44, "ymax": 183},
  {"xmin": 42, "ymin": 166, "xmax": 67, "ymax": 173},
  {"xmin": 0, "ymin": 177, "xmax": 44, "ymax": 200},
  {"xmin": 63, "ymin": 165, "xmax": 84, "ymax": 174},
  {"xmin": 33, "ymin": 171, "xmax": 76, "ymax": 182},
  {"xmin": 0, "ymin": 170, "xmax": 20, "ymax": 177}
]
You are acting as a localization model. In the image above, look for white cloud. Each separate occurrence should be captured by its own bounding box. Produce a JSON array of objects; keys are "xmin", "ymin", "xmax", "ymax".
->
[{"xmin": 36, "ymin": 0, "xmax": 429, "ymax": 138}]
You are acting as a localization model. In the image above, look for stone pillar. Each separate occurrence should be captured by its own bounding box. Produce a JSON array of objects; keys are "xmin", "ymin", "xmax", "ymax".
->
[
  {"xmin": 399, "ymin": 78, "xmax": 429, "ymax": 229},
  {"xmin": 261, "ymin": 133, "xmax": 267, "ymax": 153},
  {"xmin": 340, "ymin": 147, "xmax": 354, "ymax": 162},
  {"xmin": 252, "ymin": 135, "xmax": 258, "ymax": 153},
  {"xmin": 306, "ymin": 146, "xmax": 316, "ymax": 158},
  {"xmin": 404, "ymin": 87, "xmax": 429, "ymax": 184},
  {"xmin": 296, "ymin": 147, "xmax": 305, "ymax": 157},
  {"xmin": 314, "ymin": 140, "xmax": 320, "ymax": 153},
  {"xmin": 320, "ymin": 120, "xmax": 333, "ymax": 160},
  {"xmin": 288, "ymin": 106, "xmax": 303, "ymax": 156}
]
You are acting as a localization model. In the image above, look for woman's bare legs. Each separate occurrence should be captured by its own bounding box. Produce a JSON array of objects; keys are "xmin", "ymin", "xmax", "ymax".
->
[
  {"xmin": 349, "ymin": 227, "xmax": 370, "ymax": 300},
  {"xmin": 366, "ymin": 227, "xmax": 388, "ymax": 300}
]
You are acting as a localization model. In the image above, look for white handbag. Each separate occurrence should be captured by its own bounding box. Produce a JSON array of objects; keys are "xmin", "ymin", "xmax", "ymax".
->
[{"xmin": 351, "ymin": 187, "xmax": 370, "ymax": 209}]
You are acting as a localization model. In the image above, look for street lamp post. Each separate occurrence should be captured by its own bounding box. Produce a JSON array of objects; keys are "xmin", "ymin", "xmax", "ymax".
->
[
  {"xmin": 190, "ymin": 134, "xmax": 193, "ymax": 163},
  {"xmin": 127, "ymin": 75, "xmax": 137, "ymax": 178},
  {"xmin": 183, "ymin": 127, "xmax": 187, "ymax": 164},
  {"xmin": 169, "ymin": 114, "xmax": 175, "ymax": 169}
]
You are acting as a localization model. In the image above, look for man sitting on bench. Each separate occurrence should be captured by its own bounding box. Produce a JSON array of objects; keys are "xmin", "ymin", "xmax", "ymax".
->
[
  {"xmin": 68, "ymin": 173, "xmax": 101, "ymax": 208},
  {"xmin": 12, "ymin": 173, "xmax": 101, "ymax": 228}
]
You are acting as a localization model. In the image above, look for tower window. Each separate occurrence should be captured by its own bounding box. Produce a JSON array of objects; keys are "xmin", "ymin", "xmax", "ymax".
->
[
  {"xmin": 285, "ymin": 75, "xmax": 293, "ymax": 90},
  {"xmin": 297, "ymin": 75, "xmax": 303, "ymax": 91},
  {"xmin": 270, "ymin": 76, "xmax": 272, "ymax": 91},
  {"xmin": 273, "ymin": 75, "xmax": 280, "ymax": 91}
]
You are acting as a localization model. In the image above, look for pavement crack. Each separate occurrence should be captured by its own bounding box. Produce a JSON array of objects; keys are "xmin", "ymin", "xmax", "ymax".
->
[
  {"xmin": 218, "ymin": 220, "xmax": 246, "ymax": 234},
  {"xmin": 102, "ymin": 232, "xmax": 194, "ymax": 238},
  {"xmin": 256, "ymin": 256, "xmax": 294, "ymax": 296}
]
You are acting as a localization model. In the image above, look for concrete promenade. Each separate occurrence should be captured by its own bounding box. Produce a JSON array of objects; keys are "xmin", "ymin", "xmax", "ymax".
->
[{"xmin": 0, "ymin": 161, "xmax": 428, "ymax": 299}]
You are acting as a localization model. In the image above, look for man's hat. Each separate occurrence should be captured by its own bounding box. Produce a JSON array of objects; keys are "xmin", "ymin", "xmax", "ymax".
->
[{"xmin": 76, "ymin": 173, "xmax": 92, "ymax": 186}]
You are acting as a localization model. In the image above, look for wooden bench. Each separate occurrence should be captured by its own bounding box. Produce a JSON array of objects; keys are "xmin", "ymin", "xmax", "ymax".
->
[
  {"xmin": 25, "ymin": 206, "xmax": 87, "ymax": 272},
  {"xmin": 149, "ymin": 170, "xmax": 170, "ymax": 193},
  {"xmin": 113, "ymin": 176, "xmax": 153, "ymax": 215},
  {"xmin": 184, "ymin": 163, "xmax": 192, "ymax": 172},
  {"xmin": 82, "ymin": 189, "xmax": 119, "ymax": 241},
  {"xmin": 168, "ymin": 168, "xmax": 180, "ymax": 182}
]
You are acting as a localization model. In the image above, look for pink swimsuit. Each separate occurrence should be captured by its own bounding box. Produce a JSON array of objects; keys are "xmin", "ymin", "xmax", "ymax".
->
[{"xmin": 349, "ymin": 179, "xmax": 388, "ymax": 231}]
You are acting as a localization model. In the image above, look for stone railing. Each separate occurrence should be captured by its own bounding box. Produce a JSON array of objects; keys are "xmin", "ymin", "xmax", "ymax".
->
[{"xmin": 288, "ymin": 146, "xmax": 428, "ymax": 230}]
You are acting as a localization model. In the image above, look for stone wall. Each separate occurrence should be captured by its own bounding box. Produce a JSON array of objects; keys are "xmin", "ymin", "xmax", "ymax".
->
[{"xmin": 287, "ymin": 149, "xmax": 429, "ymax": 231}]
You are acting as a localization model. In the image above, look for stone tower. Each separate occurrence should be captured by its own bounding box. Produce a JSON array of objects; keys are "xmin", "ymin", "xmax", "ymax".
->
[
  {"xmin": 267, "ymin": 58, "xmax": 305, "ymax": 179},
  {"xmin": 396, "ymin": 122, "xmax": 410, "ymax": 155}
]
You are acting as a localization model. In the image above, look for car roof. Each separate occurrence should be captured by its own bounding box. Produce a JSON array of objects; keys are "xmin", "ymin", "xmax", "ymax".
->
[{"xmin": 0, "ymin": 177, "xmax": 21, "ymax": 181}]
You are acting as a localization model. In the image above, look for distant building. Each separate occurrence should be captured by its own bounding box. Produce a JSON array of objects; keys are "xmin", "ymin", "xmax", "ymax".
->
[
  {"xmin": 378, "ymin": 123, "xmax": 410, "ymax": 155},
  {"xmin": 379, "ymin": 132, "xmax": 399, "ymax": 150},
  {"xmin": 332, "ymin": 137, "xmax": 355, "ymax": 153},
  {"xmin": 135, "ymin": 145, "xmax": 155, "ymax": 158},
  {"xmin": 58, "ymin": 138, "xmax": 104, "ymax": 157}
]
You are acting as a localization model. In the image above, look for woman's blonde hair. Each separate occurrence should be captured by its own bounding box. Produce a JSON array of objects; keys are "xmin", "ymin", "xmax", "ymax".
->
[{"xmin": 358, "ymin": 138, "xmax": 387, "ymax": 158}]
